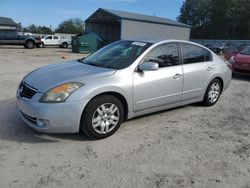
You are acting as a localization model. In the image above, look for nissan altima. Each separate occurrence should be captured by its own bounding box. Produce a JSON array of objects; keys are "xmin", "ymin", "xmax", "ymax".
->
[{"xmin": 16, "ymin": 40, "xmax": 231, "ymax": 139}]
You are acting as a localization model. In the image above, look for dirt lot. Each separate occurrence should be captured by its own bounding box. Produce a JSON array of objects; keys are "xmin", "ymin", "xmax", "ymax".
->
[{"xmin": 0, "ymin": 46, "xmax": 249, "ymax": 188}]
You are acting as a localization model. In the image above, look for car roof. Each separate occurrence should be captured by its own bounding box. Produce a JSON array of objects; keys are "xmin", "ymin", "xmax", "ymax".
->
[
  {"xmin": 124, "ymin": 39, "xmax": 213, "ymax": 54},
  {"xmin": 126, "ymin": 39, "xmax": 205, "ymax": 47}
]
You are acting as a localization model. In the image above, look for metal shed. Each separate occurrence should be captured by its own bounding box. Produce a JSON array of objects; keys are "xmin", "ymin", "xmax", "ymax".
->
[{"xmin": 85, "ymin": 8, "xmax": 190, "ymax": 44}]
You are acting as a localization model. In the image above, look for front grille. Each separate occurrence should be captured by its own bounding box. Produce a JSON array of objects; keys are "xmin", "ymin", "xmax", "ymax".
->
[{"xmin": 19, "ymin": 82, "xmax": 37, "ymax": 99}]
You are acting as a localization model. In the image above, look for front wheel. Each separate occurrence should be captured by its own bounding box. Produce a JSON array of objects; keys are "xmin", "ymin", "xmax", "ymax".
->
[
  {"xmin": 80, "ymin": 95, "xmax": 124, "ymax": 139},
  {"xmin": 202, "ymin": 78, "xmax": 222, "ymax": 106}
]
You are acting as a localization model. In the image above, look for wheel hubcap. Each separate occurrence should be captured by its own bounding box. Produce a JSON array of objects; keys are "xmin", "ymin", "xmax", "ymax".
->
[
  {"xmin": 92, "ymin": 103, "xmax": 120, "ymax": 134},
  {"xmin": 208, "ymin": 82, "xmax": 220, "ymax": 103}
]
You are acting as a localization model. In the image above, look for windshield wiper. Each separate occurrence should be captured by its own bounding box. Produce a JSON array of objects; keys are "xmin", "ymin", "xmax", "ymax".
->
[
  {"xmin": 86, "ymin": 62, "xmax": 99, "ymax": 67},
  {"xmin": 77, "ymin": 58, "xmax": 86, "ymax": 63},
  {"xmin": 77, "ymin": 58, "xmax": 98, "ymax": 66}
]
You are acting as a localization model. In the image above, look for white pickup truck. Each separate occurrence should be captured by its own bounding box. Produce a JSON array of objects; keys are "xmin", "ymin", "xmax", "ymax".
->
[{"xmin": 41, "ymin": 35, "xmax": 71, "ymax": 48}]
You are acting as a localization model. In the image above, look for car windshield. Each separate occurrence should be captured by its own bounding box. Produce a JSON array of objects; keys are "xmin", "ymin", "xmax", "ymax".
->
[
  {"xmin": 240, "ymin": 46, "xmax": 250, "ymax": 55},
  {"xmin": 80, "ymin": 40, "xmax": 152, "ymax": 69}
]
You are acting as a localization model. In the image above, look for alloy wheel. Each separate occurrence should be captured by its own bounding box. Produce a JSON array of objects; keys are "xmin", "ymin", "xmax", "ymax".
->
[
  {"xmin": 92, "ymin": 103, "xmax": 120, "ymax": 134},
  {"xmin": 208, "ymin": 82, "xmax": 220, "ymax": 103}
]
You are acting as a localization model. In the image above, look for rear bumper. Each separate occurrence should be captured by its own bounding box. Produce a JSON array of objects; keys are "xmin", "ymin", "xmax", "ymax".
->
[{"xmin": 16, "ymin": 95, "xmax": 88, "ymax": 133}]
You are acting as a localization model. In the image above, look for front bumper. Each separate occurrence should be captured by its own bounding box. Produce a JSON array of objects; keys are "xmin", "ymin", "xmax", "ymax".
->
[{"xmin": 16, "ymin": 94, "xmax": 88, "ymax": 133}]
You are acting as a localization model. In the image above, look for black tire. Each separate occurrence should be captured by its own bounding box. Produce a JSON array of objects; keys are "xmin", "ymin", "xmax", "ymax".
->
[
  {"xmin": 80, "ymin": 95, "xmax": 124, "ymax": 139},
  {"xmin": 202, "ymin": 78, "xmax": 222, "ymax": 106},
  {"xmin": 25, "ymin": 40, "xmax": 35, "ymax": 49},
  {"xmin": 62, "ymin": 42, "xmax": 68, "ymax": 48}
]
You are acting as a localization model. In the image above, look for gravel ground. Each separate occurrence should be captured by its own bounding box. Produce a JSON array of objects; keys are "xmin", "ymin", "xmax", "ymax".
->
[{"xmin": 0, "ymin": 46, "xmax": 249, "ymax": 188}]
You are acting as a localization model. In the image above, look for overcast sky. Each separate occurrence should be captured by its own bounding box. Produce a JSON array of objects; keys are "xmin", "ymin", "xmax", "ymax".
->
[{"xmin": 0, "ymin": 0, "xmax": 183, "ymax": 29}]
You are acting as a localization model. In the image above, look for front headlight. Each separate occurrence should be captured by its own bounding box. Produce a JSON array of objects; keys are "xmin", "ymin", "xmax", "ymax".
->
[{"xmin": 40, "ymin": 82, "xmax": 84, "ymax": 103}]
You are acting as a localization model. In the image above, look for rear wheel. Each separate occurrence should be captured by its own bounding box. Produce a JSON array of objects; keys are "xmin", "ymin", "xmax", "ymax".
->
[
  {"xmin": 80, "ymin": 95, "xmax": 124, "ymax": 139},
  {"xmin": 25, "ymin": 40, "xmax": 35, "ymax": 49},
  {"xmin": 202, "ymin": 78, "xmax": 222, "ymax": 106},
  {"xmin": 62, "ymin": 42, "xmax": 68, "ymax": 48}
]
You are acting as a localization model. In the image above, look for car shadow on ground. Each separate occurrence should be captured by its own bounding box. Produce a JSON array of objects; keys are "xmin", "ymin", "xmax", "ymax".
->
[
  {"xmin": 0, "ymin": 98, "xmax": 90, "ymax": 144},
  {"xmin": 0, "ymin": 89, "xmax": 230, "ymax": 144},
  {"xmin": 232, "ymin": 73, "xmax": 250, "ymax": 81},
  {"xmin": 1, "ymin": 97, "xmax": 192, "ymax": 144},
  {"xmin": 54, "ymin": 50, "xmax": 74, "ymax": 54},
  {"xmin": 54, "ymin": 50, "xmax": 89, "ymax": 57},
  {"xmin": 0, "ymin": 46, "xmax": 29, "ymax": 49}
]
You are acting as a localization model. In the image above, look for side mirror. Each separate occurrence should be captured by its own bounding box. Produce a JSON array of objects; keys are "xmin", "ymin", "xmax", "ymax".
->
[{"xmin": 138, "ymin": 62, "xmax": 159, "ymax": 72}]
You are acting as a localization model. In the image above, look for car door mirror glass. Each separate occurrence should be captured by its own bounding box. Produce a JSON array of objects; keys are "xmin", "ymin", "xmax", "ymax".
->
[{"xmin": 138, "ymin": 62, "xmax": 159, "ymax": 71}]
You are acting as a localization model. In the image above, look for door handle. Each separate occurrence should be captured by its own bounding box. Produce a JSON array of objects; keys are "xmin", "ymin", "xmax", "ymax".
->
[
  {"xmin": 207, "ymin": 67, "xmax": 214, "ymax": 71},
  {"xmin": 173, "ymin": 74, "xmax": 182, "ymax": 79}
]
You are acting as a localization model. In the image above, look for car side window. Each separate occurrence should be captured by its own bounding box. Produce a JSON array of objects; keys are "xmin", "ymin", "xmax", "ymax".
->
[
  {"xmin": 204, "ymin": 49, "xmax": 212, "ymax": 61},
  {"xmin": 54, "ymin": 36, "xmax": 59, "ymax": 39},
  {"xmin": 46, "ymin": 36, "xmax": 52, "ymax": 40},
  {"xmin": 143, "ymin": 43, "xmax": 180, "ymax": 68},
  {"xmin": 181, "ymin": 43, "xmax": 212, "ymax": 64}
]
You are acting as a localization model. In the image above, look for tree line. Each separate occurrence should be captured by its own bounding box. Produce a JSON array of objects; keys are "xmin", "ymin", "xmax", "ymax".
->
[
  {"xmin": 178, "ymin": 0, "xmax": 250, "ymax": 39},
  {"xmin": 21, "ymin": 18, "xmax": 84, "ymax": 34}
]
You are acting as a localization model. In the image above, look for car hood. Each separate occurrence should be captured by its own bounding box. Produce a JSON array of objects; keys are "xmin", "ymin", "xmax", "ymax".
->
[
  {"xmin": 235, "ymin": 54, "xmax": 250, "ymax": 64},
  {"xmin": 24, "ymin": 61, "xmax": 116, "ymax": 92}
]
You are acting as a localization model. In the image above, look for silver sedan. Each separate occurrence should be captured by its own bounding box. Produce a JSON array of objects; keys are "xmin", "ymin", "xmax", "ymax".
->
[{"xmin": 16, "ymin": 40, "xmax": 232, "ymax": 139}]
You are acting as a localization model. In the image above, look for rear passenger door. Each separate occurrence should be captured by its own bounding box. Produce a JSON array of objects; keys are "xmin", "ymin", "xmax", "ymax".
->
[
  {"xmin": 53, "ymin": 35, "xmax": 60, "ymax": 45},
  {"xmin": 3, "ymin": 30, "xmax": 18, "ymax": 44},
  {"xmin": 0, "ymin": 30, "xmax": 7, "ymax": 44},
  {"xmin": 180, "ymin": 43, "xmax": 214, "ymax": 101}
]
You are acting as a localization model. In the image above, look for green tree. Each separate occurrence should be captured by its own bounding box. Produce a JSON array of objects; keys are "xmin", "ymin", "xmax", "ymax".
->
[
  {"xmin": 23, "ymin": 24, "xmax": 53, "ymax": 34},
  {"xmin": 55, "ymin": 18, "xmax": 84, "ymax": 34},
  {"xmin": 178, "ymin": 0, "xmax": 250, "ymax": 39}
]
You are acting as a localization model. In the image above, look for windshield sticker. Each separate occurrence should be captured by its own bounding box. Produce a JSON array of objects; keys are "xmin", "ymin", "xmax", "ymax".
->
[{"xmin": 132, "ymin": 42, "xmax": 147, "ymax": 47}]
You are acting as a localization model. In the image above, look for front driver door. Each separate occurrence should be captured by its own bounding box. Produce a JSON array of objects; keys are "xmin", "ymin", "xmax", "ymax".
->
[
  {"xmin": 44, "ymin": 35, "xmax": 53, "ymax": 45},
  {"xmin": 133, "ymin": 42, "xmax": 183, "ymax": 112},
  {"xmin": 53, "ymin": 35, "xmax": 60, "ymax": 45}
]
